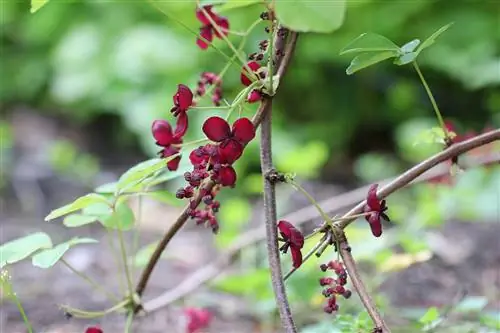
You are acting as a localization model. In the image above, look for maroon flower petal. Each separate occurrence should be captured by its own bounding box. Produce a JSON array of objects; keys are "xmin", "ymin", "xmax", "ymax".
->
[
  {"xmin": 369, "ymin": 219, "xmax": 382, "ymax": 237},
  {"xmin": 218, "ymin": 139, "xmax": 243, "ymax": 164},
  {"xmin": 173, "ymin": 84, "xmax": 193, "ymax": 111},
  {"xmin": 247, "ymin": 89, "xmax": 262, "ymax": 103},
  {"xmin": 218, "ymin": 165, "xmax": 237, "ymax": 186},
  {"xmin": 174, "ymin": 112, "xmax": 189, "ymax": 138},
  {"xmin": 160, "ymin": 146, "xmax": 181, "ymax": 171},
  {"xmin": 152, "ymin": 120, "xmax": 174, "ymax": 146},
  {"xmin": 189, "ymin": 149, "xmax": 207, "ymax": 166},
  {"xmin": 290, "ymin": 247, "xmax": 303, "ymax": 268},
  {"xmin": 184, "ymin": 307, "xmax": 213, "ymax": 333},
  {"xmin": 214, "ymin": 17, "xmax": 229, "ymax": 38},
  {"xmin": 366, "ymin": 184, "xmax": 381, "ymax": 211},
  {"xmin": 240, "ymin": 61, "xmax": 261, "ymax": 86},
  {"xmin": 232, "ymin": 117, "xmax": 255, "ymax": 144},
  {"xmin": 85, "ymin": 327, "xmax": 103, "ymax": 333},
  {"xmin": 196, "ymin": 6, "xmax": 216, "ymax": 26},
  {"xmin": 197, "ymin": 25, "xmax": 213, "ymax": 50},
  {"xmin": 202, "ymin": 116, "xmax": 231, "ymax": 142},
  {"xmin": 277, "ymin": 220, "xmax": 304, "ymax": 249}
]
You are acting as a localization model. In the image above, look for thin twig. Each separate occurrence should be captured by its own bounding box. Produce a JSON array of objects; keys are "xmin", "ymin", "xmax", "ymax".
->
[
  {"xmin": 338, "ymin": 238, "xmax": 391, "ymax": 332},
  {"xmin": 134, "ymin": 26, "xmax": 299, "ymax": 313},
  {"xmin": 141, "ymin": 152, "xmax": 498, "ymax": 312},
  {"xmin": 336, "ymin": 129, "xmax": 500, "ymax": 230}
]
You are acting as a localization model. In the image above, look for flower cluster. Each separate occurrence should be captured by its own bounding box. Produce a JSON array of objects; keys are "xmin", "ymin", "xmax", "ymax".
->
[
  {"xmin": 319, "ymin": 260, "xmax": 351, "ymax": 314},
  {"xmin": 196, "ymin": 6, "xmax": 229, "ymax": 50},
  {"xmin": 277, "ymin": 220, "xmax": 304, "ymax": 268},
  {"xmin": 175, "ymin": 117, "xmax": 256, "ymax": 232},
  {"xmin": 364, "ymin": 184, "xmax": 390, "ymax": 237},
  {"xmin": 195, "ymin": 72, "xmax": 223, "ymax": 106},
  {"xmin": 152, "ymin": 85, "xmax": 193, "ymax": 171},
  {"xmin": 184, "ymin": 307, "xmax": 213, "ymax": 333},
  {"xmin": 241, "ymin": 61, "xmax": 265, "ymax": 103}
]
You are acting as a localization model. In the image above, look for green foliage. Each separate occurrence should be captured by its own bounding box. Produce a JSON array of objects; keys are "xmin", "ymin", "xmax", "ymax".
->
[
  {"xmin": 32, "ymin": 237, "xmax": 98, "ymax": 268},
  {"xmin": 44, "ymin": 193, "xmax": 110, "ymax": 221},
  {"xmin": 0, "ymin": 232, "xmax": 52, "ymax": 269},
  {"xmin": 100, "ymin": 202, "xmax": 135, "ymax": 230},
  {"xmin": 275, "ymin": 140, "xmax": 329, "ymax": 178},
  {"xmin": 216, "ymin": 198, "xmax": 252, "ymax": 248},
  {"xmin": 31, "ymin": 0, "xmax": 50, "ymax": 13},
  {"xmin": 342, "ymin": 23, "xmax": 453, "ymax": 74},
  {"xmin": 274, "ymin": 0, "xmax": 346, "ymax": 33},
  {"xmin": 117, "ymin": 158, "xmax": 170, "ymax": 194}
]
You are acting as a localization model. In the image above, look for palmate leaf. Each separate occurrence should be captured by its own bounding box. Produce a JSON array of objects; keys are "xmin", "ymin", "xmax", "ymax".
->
[
  {"xmin": 340, "ymin": 33, "xmax": 400, "ymax": 55},
  {"xmin": 0, "ymin": 232, "xmax": 53, "ymax": 268},
  {"xmin": 346, "ymin": 51, "xmax": 400, "ymax": 75},
  {"xmin": 32, "ymin": 237, "xmax": 98, "ymax": 269}
]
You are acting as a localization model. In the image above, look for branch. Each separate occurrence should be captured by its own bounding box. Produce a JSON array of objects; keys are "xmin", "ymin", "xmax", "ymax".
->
[
  {"xmin": 336, "ymin": 129, "xmax": 500, "ymax": 230},
  {"xmin": 141, "ymin": 151, "xmax": 498, "ymax": 312},
  {"xmin": 260, "ymin": 100, "xmax": 297, "ymax": 332},
  {"xmin": 134, "ymin": 26, "xmax": 299, "ymax": 313},
  {"xmin": 338, "ymin": 237, "xmax": 391, "ymax": 332}
]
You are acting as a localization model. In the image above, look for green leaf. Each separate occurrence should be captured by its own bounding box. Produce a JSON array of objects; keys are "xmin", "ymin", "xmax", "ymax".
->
[
  {"xmin": 44, "ymin": 193, "xmax": 110, "ymax": 221},
  {"xmin": 117, "ymin": 158, "xmax": 170, "ymax": 193},
  {"xmin": 394, "ymin": 52, "xmax": 417, "ymax": 65},
  {"xmin": 419, "ymin": 307, "xmax": 440, "ymax": 324},
  {"xmin": 31, "ymin": 0, "xmax": 49, "ymax": 13},
  {"xmin": 94, "ymin": 182, "xmax": 119, "ymax": 194},
  {"xmin": 400, "ymin": 39, "xmax": 421, "ymax": 53},
  {"xmin": 63, "ymin": 214, "xmax": 99, "ymax": 227},
  {"xmin": 416, "ymin": 23, "xmax": 453, "ymax": 54},
  {"xmin": 412, "ymin": 127, "xmax": 452, "ymax": 146},
  {"xmin": 340, "ymin": 33, "xmax": 400, "ymax": 55},
  {"xmin": 100, "ymin": 202, "xmax": 135, "ymax": 230},
  {"xmin": 220, "ymin": 0, "xmax": 261, "ymax": 11},
  {"xmin": 31, "ymin": 237, "xmax": 98, "ymax": 269},
  {"xmin": 216, "ymin": 198, "xmax": 252, "ymax": 248},
  {"xmin": 275, "ymin": 0, "xmax": 346, "ymax": 33},
  {"xmin": 0, "ymin": 232, "xmax": 52, "ymax": 269},
  {"xmin": 346, "ymin": 51, "xmax": 399, "ymax": 75}
]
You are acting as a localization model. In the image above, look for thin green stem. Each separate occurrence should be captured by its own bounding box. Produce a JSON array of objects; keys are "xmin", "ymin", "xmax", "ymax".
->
[
  {"xmin": 412, "ymin": 61, "xmax": 448, "ymax": 137},
  {"xmin": 191, "ymin": 106, "xmax": 232, "ymax": 110},
  {"xmin": 131, "ymin": 195, "xmax": 143, "ymax": 282},
  {"xmin": 199, "ymin": 5, "xmax": 259, "ymax": 82},
  {"xmin": 12, "ymin": 294, "xmax": 33, "ymax": 333},
  {"xmin": 289, "ymin": 180, "xmax": 333, "ymax": 226},
  {"xmin": 125, "ymin": 311, "xmax": 134, "ymax": 333},
  {"xmin": 148, "ymin": 0, "xmax": 234, "ymax": 65},
  {"xmin": 117, "ymin": 227, "xmax": 135, "ymax": 298},
  {"xmin": 62, "ymin": 299, "xmax": 129, "ymax": 319},
  {"xmin": 61, "ymin": 259, "xmax": 120, "ymax": 303},
  {"xmin": 267, "ymin": 20, "xmax": 275, "ymax": 95},
  {"xmin": 1, "ymin": 271, "xmax": 32, "ymax": 332},
  {"xmin": 106, "ymin": 229, "xmax": 126, "ymax": 295},
  {"xmin": 173, "ymin": 138, "xmax": 209, "ymax": 149}
]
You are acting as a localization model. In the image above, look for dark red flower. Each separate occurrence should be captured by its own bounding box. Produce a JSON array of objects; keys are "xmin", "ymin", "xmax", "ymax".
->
[
  {"xmin": 151, "ymin": 113, "xmax": 188, "ymax": 171},
  {"xmin": 184, "ymin": 307, "xmax": 213, "ymax": 333},
  {"xmin": 196, "ymin": 6, "xmax": 229, "ymax": 50},
  {"xmin": 85, "ymin": 327, "xmax": 103, "ymax": 333},
  {"xmin": 277, "ymin": 220, "xmax": 304, "ymax": 268},
  {"xmin": 363, "ymin": 184, "xmax": 389, "ymax": 237},
  {"xmin": 247, "ymin": 89, "xmax": 262, "ymax": 103},
  {"xmin": 241, "ymin": 61, "xmax": 262, "ymax": 86},
  {"xmin": 171, "ymin": 84, "xmax": 193, "ymax": 116},
  {"xmin": 202, "ymin": 116, "xmax": 255, "ymax": 164}
]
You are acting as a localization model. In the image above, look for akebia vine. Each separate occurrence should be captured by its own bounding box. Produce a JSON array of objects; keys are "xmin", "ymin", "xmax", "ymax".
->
[{"xmin": 2, "ymin": 1, "xmax": 499, "ymax": 333}]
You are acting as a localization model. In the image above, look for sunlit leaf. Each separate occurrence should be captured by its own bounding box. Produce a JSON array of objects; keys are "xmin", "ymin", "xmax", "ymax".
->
[
  {"xmin": 31, "ymin": 0, "xmax": 49, "ymax": 13},
  {"xmin": 419, "ymin": 307, "xmax": 440, "ymax": 324},
  {"xmin": 400, "ymin": 39, "xmax": 421, "ymax": 53},
  {"xmin": 346, "ymin": 51, "xmax": 399, "ymax": 75},
  {"xmin": 32, "ymin": 237, "xmax": 98, "ymax": 268},
  {"xmin": 0, "ymin": 232, "xmax": 52, "ymax": 268},
  {"xmin": 45, "ymin": 193, "xmax": 110, "ymax": 221},
  {"xmin": 117, "ymin": 158, "xmax": 170, "ymax": 193},
  {"xmin": 275, "ymin": 0, "xmax": 346, "ymax": 33},
  {"xmin": 63, "ymin": 214, "xmax": 99, "ymax": 227},
  {"xmin": 416, "ymin": 23, "xmax": 453, "ymax": 54},
  {"xmin": 100, "ymin": 202, "xmax": 135, "ymax": 230},
  {"xmin": 144, "ymin": 190, "xmax": 183, "ymax": 206},
  {"xmin": 394, "ymin": 52, "xmax": 417, "ymax": 66},
  {"xmin": 455, "ymin": 296, "xmax": 488, "ymax": 313},
  {"xmin": 340, "ymin": 33, "xmax": 400, "ymax": 55}
]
